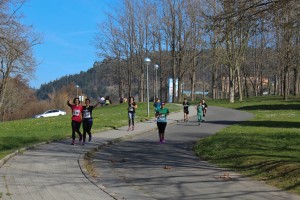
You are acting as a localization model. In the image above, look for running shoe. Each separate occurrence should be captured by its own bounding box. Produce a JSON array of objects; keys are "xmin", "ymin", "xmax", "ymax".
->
[
  {"xmin": 70, "ymin": 141, "xmax": 75, "ymax": 145},
  {"xmin": 132, "ymin": 126, "xmax": 134, "ymax": 131},
  {"xmin": 79, "ymin": 135, "xmax": 82, "ymax": 142},
  {"xmin": 82, "ymin": 142, "xmax": 85, "ymax": 145},
  {"xmin": 162, "ymin": 139, "xmax": 165, "ymax": 144},
  {"xmin": 88, "ymin": 135, "xmax": 92, "ymax": 142}
]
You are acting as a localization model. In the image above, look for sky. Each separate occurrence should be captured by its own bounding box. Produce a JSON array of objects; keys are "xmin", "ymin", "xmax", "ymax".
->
[{"xmin": 21, "ymin": 0, "xmax": 116, "ymax": 89}]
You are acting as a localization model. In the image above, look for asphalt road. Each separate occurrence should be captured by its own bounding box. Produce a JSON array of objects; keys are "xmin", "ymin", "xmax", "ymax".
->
[{"xmin": 90, "ymin": 106, "xmax": 300, "ymax": 200}]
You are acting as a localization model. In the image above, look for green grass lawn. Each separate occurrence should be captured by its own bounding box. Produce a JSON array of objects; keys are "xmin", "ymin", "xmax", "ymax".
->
[
  {"xmin": 194, "ymin": 96, "xmax": 300, "ymax": 195},
  {"xmin": 0, "ymin": 102, "xmax": 181, "ymax": 159}
]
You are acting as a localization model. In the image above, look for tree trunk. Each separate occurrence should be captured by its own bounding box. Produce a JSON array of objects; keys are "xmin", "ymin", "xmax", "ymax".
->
[
  {"xmin": 236, "ymin": 68, "xmax": 243, "ymax": 102},
  {"xmin": 229, "ymin": 67, "xmax": 235, "ymax": 103},
  {"xmin": 283, "ymin": 70, "xmax": 288, "ymax": 100},
  {"xmin": 293, "ymin": 68, "xmax": 298, "ymax": 95}
]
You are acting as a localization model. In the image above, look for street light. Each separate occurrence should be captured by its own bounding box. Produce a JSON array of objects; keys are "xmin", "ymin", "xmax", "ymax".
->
[
  {"xmin": 76, "ymin": 85, "xmax": 79, "ymax": 97},
  {"xmin": 144, "ymin": 57, "xmax": 151, "ymax": 118},
  {"xmin": 154, "ymin": 64, "xmax": 159, "ymax": 99}
]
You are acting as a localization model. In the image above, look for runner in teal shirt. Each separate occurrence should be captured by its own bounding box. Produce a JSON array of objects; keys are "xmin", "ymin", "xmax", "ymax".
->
[
  {"xmin": 195, "ymin": 101, "xmax": 203, "ymax": 126},
  {"xmin": 155, "ymin": 102, "xmax": 169, "ymax": 144}
]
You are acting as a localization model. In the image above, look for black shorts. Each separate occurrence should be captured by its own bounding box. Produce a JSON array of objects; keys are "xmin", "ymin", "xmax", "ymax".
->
[{"xmin": 184, "ymin": 110, "xmax": 189, "ymax": 114}]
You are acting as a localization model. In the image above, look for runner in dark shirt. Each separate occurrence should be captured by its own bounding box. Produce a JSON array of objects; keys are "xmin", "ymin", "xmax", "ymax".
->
[
  {"xmin": 127, "ymin": 96, "xmax": 137, "ymax": 131},
  {"xmin": 182, "ymin": 98, "xmax": 190, "ymax": 122},
  {"xmin": 82, "ymin": 98, "xmax": 99, "ymax": 145},
  {"xmin": 201, "ymin": 99, "xmax": 208, "ymax": 121}
]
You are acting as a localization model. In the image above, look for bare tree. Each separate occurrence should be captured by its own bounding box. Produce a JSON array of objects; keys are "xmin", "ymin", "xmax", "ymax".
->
[
  {"xmin": 0, "ymin": 0, "xmax": 40, "ymax": 121},
  {"xmin": 272, "ymin": 0, "xmax": 299, "ymax": 100},
  {"xmin": 94, "ymin": 0, "xmax": 300, "ymax": 103},
  {"xmin": 95, "ymin": 13, "xmax": 128, "ymax": 99}
]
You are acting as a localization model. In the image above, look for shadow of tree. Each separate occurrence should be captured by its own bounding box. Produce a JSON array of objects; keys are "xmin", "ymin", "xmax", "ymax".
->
[
  {"xmin": 204, "ymin": 119, "xmax": 300, "ymax": 129},
  {"xmin": 238, "ymin": 104, "xmax": 300, "ymax": 111},
  {"xmin": 93, "ymin": 137, "xmax": 300, "ymax": 197}
]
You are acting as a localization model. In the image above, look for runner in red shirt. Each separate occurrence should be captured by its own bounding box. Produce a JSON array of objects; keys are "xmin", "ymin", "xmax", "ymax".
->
[{"xmin": 67, "ymin": 97, "xmax": 83, "ymax": 145}]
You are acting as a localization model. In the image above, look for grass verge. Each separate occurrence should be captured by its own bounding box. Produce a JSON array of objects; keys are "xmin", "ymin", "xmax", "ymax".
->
[
  {"xmin": 194, "ymin": 96, "xmax": 300, "ymax": 195},
  {"xmin": 84, "ymin": 151, "xmax": 99, "ymax": 178}
]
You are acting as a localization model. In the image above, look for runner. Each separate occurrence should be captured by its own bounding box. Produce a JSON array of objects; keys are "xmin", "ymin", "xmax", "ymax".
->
[
  {"xmin": 153, "ymin": 98, "xmax": 161, "ymax": 121},
  {"xmin": 202, "ymin": 99, "xmax": 208, "ymax": 121},
  {"xmin": 182, "ymin": 98, "xmax": 190, "ymax": 122},
  {"xmin": 155, "ymin": 102, "xmax": 170, "ymax": 144},
  {"xmin": 82, "ymin": 98, "xmax": 100, "ymax": 145},
  {"xmin": 127, "ymin": 96, "xmax": 137, "ymax": 131},
  {"xmin": 195, "ymin": 101, "xmax": 204, "ymax": 125},
  {"xmin": 67, "ymin": 97, "xmax": 83, "ymax": 145}
]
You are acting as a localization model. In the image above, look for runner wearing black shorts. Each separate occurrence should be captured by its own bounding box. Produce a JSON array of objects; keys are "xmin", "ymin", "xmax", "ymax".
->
[{"xmin": 183, "ymin": 98, "xmax": 190, "ymax": 122}]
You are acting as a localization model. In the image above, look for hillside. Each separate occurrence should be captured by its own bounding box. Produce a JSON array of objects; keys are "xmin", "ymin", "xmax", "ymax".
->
[{"xmin": 36, "ymin": 61, "xmax": 111, "ymax": 100}]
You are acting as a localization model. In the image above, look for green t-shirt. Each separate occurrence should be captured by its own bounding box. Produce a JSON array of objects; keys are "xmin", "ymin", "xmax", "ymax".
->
[
  {"xmin": 156, "ymin": 108, "xmax": 169, "ymax": 123},
  {"xmin": 196, "ymin": 105, "xmax": 203, "ymax": 115}
]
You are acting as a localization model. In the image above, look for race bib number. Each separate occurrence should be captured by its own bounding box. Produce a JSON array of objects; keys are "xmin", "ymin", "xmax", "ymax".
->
[
  {"xmin": 73, "ymin": 109, "xmax": 80, "ymax": 116},
  {"xmin": 83, "ymin": 110, "xmax": 91, "ymax": 118},
  {"xmin": 158, "ymin": 114, "xmax": 166, "ymax": 121}
]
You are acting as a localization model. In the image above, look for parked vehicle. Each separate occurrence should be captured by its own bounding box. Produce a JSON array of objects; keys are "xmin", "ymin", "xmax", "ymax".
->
[{"xmin": 34, "ymin": 109, "xmax": 66, "ymax": 118}]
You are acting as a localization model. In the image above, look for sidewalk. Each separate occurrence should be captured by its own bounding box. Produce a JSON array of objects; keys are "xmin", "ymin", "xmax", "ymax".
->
[{"xmin": 0, "ymin": 106, "xmax": 193, "ymax": 200}]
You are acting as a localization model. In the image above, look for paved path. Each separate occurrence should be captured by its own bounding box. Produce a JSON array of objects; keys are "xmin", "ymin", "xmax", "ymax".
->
[
  {"xmin": 87, "ymin": 107, "xmax": 300, "ymax": 200},
  {"xmin": 0, "ymin": 106, "xmax": 299, "ymax": 200}
]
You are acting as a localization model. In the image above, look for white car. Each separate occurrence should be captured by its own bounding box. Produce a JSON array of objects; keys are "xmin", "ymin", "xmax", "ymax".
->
[{"xmin": 34, "ymin": 109, "xmax": 66, "ymax": 118}]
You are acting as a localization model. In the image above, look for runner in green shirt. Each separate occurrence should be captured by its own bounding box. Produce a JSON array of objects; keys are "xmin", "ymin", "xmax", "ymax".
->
[{"xmin": 155, "ymin": 102, "xmax": 170, "ymax": 144}]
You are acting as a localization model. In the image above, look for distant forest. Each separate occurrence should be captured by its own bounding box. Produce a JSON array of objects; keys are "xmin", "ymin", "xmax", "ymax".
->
[
  {"xmin": 35, "ymin": 54, "xmax": 212, "ymax": 104},
  {"xmin": 36, "ymin": 61, "xmax": 110, "ymax": 101}
]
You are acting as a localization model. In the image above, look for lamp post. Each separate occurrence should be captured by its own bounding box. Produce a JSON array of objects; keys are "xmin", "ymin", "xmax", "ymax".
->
[
  {"xmin": 76, "ymin": 85, "xmax": 79, "ymax": 97},
  {"xmin": 144, "ymin": 57, "xmax": 151, "ymax": 118},
  {"xmin": 154, "ymin": 64, "xmax": 159, "ymax": 99}
]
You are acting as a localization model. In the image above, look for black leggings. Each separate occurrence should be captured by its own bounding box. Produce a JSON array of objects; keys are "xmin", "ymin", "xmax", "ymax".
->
[
  {"xmin": 71, "ymin": 120, "xmax": 82, "ymax": 140},
  {"xmin": 157, "ymin": 122, "xmax": 167, "ymax": 133},
  {"xmin": 83, "ymin": 119, "xmax": 93, "ymax": 142}
]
